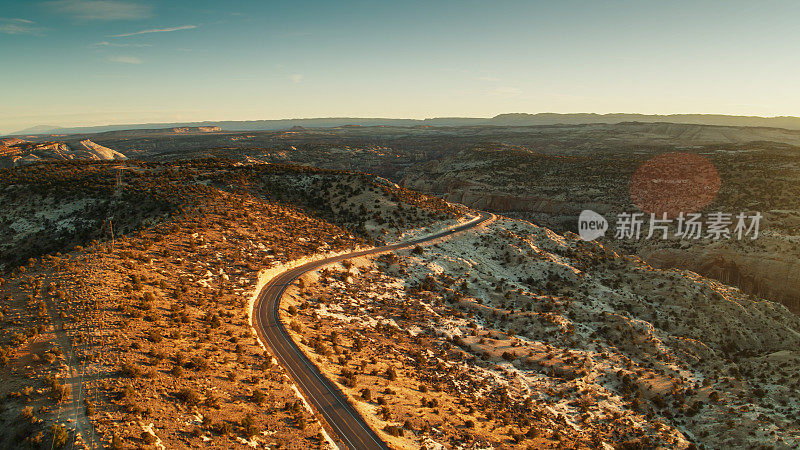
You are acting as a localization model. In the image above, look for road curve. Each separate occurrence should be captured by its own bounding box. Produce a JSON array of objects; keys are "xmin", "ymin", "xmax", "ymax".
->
[{"xmin": 252, "ymin": 212, "xmax": 494, "ymax": 450}]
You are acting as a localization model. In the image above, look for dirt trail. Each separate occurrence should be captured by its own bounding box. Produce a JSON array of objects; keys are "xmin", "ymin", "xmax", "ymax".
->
[{"xmin": 42, "ymin": 275, "xmax": 100, "ymax": 449}]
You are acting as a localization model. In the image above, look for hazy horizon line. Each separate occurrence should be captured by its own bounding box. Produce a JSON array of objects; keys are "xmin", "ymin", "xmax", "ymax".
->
[{"xmin": 6, "ymin": 111, "xmax": 800, "ymax": 136}]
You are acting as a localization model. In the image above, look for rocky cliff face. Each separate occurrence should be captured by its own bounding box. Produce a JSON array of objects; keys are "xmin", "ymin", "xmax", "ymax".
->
[
  {"xmin": 641, "ymin": 236, "xmax": 800, "ymax": 313},
  {"xmin": 77, "ymin": 139, "xmax": 127, "ymax": 160},
  {"xmin": 0, "ymin": 139, "xmax": 126, "ymax": 167},
  {"xmin": 406, "ymin": 177, "xmax": 547, "ymax": 211}
]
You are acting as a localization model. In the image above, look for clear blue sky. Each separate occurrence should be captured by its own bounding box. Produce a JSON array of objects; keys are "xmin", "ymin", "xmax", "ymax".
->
[{"xmin": 1, "ymin": 0, "xmax": 799, "ymax": 133}]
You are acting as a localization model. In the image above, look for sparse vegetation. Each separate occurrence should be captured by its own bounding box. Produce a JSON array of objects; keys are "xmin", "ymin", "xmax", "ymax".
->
[{"xmin": 0, "ymin": 158, "xmax": 459, "ymax": 448}]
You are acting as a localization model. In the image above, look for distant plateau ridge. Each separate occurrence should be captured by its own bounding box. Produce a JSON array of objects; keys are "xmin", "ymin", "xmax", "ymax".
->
[{"xmin": 10, "ymin": 112, "xmax": 800, "ymax": 136}]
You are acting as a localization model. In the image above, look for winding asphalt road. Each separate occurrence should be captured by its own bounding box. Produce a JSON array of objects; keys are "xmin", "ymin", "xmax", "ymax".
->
[{"xmin": 252, "ymin": 212, "xmax": 494, "ymax": 450}]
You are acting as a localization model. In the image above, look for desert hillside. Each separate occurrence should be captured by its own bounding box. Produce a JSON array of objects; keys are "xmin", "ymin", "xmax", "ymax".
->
[
  {"xmin": 0, "ymin": 159, "xmax": 462, "ymax": 449},
  {"xmin": 284, "ymin": 217, "xmax": 800, "ymax": 449},
  {"xmin": 0, "ymin": 156, "xmax": 796, "ymax": 449}
]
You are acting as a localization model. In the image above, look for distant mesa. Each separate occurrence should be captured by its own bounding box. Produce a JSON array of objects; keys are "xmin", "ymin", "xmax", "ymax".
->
[
  {"xmin": 173, "ymin": 126, "xmax": 222, "ymax": 133},
  {"xmin": 12, "ymin": 113, "xmax": 800, "ymax": 136},
  {"xmin": 8, "ymin": 124, "xmax": 60, "ymax": 135}
]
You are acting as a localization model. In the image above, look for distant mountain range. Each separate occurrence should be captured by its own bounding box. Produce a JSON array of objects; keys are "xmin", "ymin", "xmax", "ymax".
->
[{"xmin": 10, "ymin": 113, "xmax": 800, "ymax": 135}]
